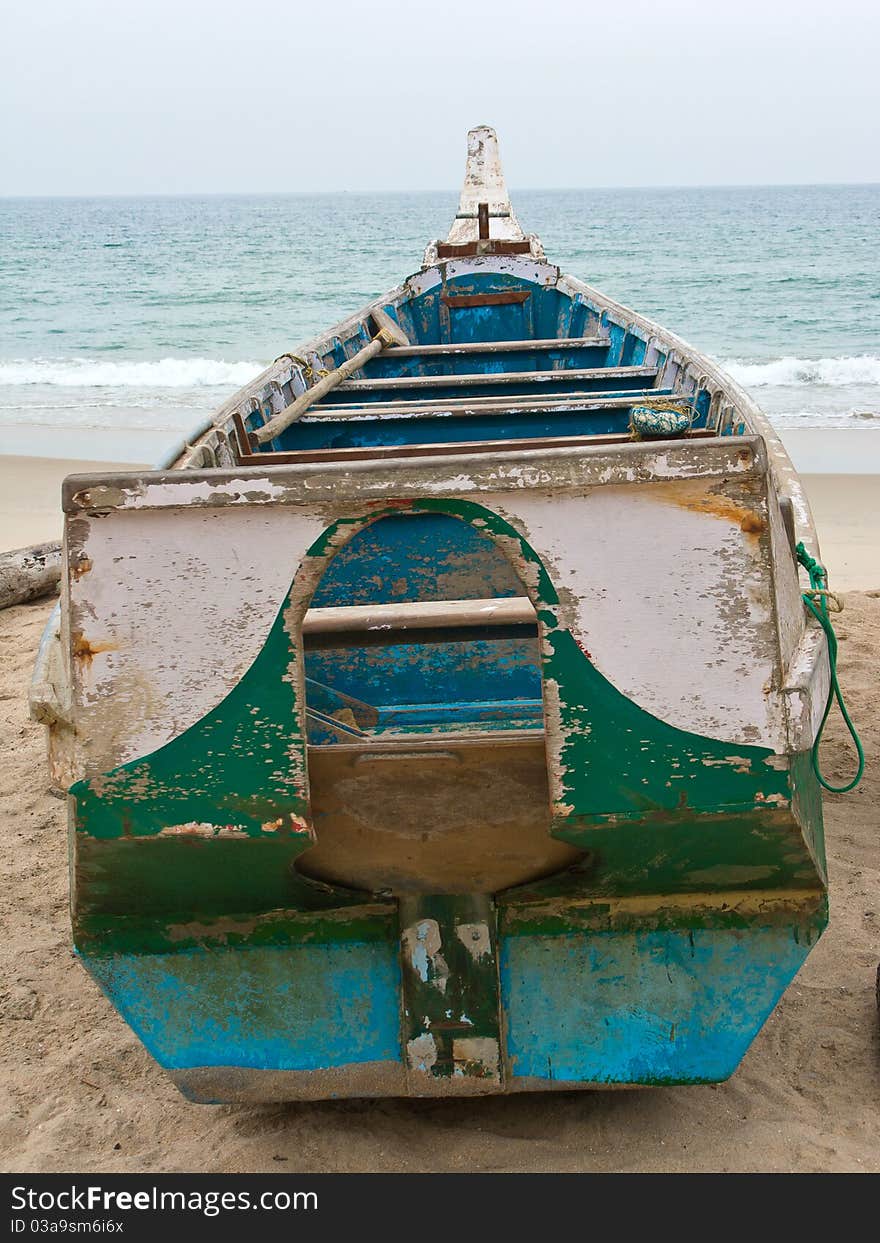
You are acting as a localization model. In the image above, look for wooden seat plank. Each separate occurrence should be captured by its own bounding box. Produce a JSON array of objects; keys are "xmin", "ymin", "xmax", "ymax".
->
[
  {"xmin": 334, "ymin": 365, "xmax": 658, "ymax": 394},
  {"xmin": 380, "ymin": 336, "xmax": 610, "ymax": 359},
  {"xmin": 305, "ymin": 389, "xmax": 672, "ymax": 419},
  {"xmin": 241, "ymin": 429, "xmax": 716, "ymax": 467},
  {"xmin": 303, "ymin": 596, "xmax": 536, "ymax": 635}
]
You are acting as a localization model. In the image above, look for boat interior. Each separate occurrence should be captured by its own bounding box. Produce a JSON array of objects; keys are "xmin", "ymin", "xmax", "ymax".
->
[
  {"xmin": 296, "ymin": 504, "xmax": 576, "ymax": 892},
  {"xmin": 231, "ymin": 273, "xmax": 729, "ymax": 466}
]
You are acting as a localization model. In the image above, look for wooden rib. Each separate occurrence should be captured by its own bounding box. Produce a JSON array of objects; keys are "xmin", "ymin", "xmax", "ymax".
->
[
  {"xmin": 435, "ymin": 240, "xmax": 532, "ymax": 257},
  {"xmin": 440, "ymin": 291, "xmax": 530, "ymax": 307}
]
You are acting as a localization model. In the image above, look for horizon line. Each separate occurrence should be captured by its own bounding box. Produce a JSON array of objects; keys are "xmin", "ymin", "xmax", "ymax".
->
[{"xmin": 2, "ymin": 179, "xmax": 880, "ymax": 201}]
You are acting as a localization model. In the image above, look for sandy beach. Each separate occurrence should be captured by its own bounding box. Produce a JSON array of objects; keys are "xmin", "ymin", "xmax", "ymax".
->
[
  {"xmin": 1, "ymin": 439, "xmax": 878, "ymax": 1174},
  {"xmin": 0, "ymin": 455, "xmax": 147, "ymax": 551}
]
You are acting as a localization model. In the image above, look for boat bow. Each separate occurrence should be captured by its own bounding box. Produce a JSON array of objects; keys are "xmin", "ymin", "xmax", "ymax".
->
[{"xmin": 423, "ymin": 125, "xmax": 545, "ymax": 265}]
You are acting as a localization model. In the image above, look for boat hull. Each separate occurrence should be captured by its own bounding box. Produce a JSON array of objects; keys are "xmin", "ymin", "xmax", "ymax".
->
[
  {"xmin": 55, "ymin": 432, "xmax": 828, "ymax": 1099},
  {"xmin": 81, "ymin": 891, "xmax": 825, "ymax": 1101}
]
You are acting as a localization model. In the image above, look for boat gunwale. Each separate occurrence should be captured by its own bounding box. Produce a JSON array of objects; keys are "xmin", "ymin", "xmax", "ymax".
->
[{"xmin": 62, "ymin": 433, "xmax": 768, "ymax": 514}]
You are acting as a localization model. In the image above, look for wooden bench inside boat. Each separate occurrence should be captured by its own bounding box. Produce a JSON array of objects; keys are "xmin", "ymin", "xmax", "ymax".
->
[
  {"xmin": 320, "ymin": 365, "xmax": 659, "ymax": 405},
  {"xmin": 360, "ymin": 334, "xmax": 612, "ymax": 380},
  {"xmin": 227, "ymin": 308, "xmax": 716, "ymax": 458},
  {"xmin": 232, "ymin": 349, "xmax": 712, "ymax": 458},
  {"xmin": 239, "ymin": 428, "xmax": 717, "ymax": 466},
  {"xmin": 233, "ymin": 403, "xmax": 713, "ymax": 462}
]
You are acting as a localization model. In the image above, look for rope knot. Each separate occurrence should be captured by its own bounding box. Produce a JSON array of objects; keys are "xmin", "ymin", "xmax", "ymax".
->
[
  {"xmin": 794, "ymin": 541, "xmax": 863, "ymax": 792},
  {"xmin": 795, "ymin": 541, "xmax": 827, "ymax": 589}
]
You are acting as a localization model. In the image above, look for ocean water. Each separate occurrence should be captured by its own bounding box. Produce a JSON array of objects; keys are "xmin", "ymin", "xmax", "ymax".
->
[{"xmin": 1, "ymin": 185, "xmax": 878, "ymax": 462}]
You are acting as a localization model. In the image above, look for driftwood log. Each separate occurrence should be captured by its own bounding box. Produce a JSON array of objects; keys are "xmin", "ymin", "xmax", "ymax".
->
[{"xmin": 0, "ymin": 541, "xmax": 62, "ymax": 609}]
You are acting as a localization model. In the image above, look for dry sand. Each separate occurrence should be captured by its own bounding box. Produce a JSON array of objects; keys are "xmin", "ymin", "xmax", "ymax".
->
[
  {"xmin": 1, "ymin": 593, "xmax": 879, "ymax": 1174},
  {"xmin": 0, "ymin": 456, "xmax": 146, "ymax": 550},
  {"xmin": 797, "ymin": 475, "xmax": 880, "ymax": 592}
]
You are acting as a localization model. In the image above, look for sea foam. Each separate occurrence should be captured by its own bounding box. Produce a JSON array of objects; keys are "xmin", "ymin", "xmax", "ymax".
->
[
  {"xmin": 0, "ymin": 358, "xmax": 265, "ymax": 388},
  {"xmin": 721, "ymin": 356, "xmax": 880, "ymax": 387},
  {"xmin": 3, "ymin": 355, "xmax": 879, "ymax": 392}
]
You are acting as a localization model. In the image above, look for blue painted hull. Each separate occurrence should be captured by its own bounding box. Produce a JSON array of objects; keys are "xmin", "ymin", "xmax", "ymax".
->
[{"xmin": 82, "ymin": 900, "xmax": 824, "ymax": 1099}]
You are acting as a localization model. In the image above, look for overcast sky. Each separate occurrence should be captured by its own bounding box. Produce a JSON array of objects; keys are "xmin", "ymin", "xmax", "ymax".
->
[{"xmin": 2, "ymin": 0, "xmax": 879, "ymax": 195}]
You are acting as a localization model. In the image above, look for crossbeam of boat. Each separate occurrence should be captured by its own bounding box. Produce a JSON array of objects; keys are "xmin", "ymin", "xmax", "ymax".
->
[
  {"xmin": 372, "ymin": 335, "xmax": 610, "ymax": 359},
  {"xmin": 301, "ymin": 596, "xmax": 537, "ymax": 649},
  {"xmin": 241, "ymin": 428, "xmax": 717, "ymax": 467},
  {"xmin": 331, "ymin": 364, "xmax": 658, "ymax": 394},
  {"xmin": 305, "ymin": 389, "xmax": 671, "ymax": 419}
]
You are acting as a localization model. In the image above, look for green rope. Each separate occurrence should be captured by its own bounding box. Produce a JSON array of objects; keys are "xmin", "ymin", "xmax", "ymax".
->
[{"xmin": 795, "ymin": 541, "xmax": 865, "ymax": 793}]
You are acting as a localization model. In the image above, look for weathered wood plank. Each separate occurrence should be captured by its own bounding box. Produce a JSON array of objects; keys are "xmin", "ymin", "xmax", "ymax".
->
[
  {"xmin": 441, "ymin": 291, "xmax": 530, "ymax": 307},
  {"xmin": 61, "ymin": 436, "xmax": 766, "ymax": 516},
  {"xmin": 308, "ymin": 389, "xmax": 669, "ymax": 418},
  {"xmin": 0, "ymin": 541, "xmax": 61, "ymax": 610},
  {"xmin": 334, "ymin": 365, "xmax": 658, "ymax": 393},
  {"xmin": 303, "ymin": 596, "xmax": 535, "ymax": 636},
  {"xmin": 379, "ymin": 335, "xmax": 609, "ymax": 358},
  {"xmin": 234, "ymin": 429, "xmax": 717, "ymax": 468},
  {"xmin": 399, "ymin": 894, "xmax": 503, "ymax": 1095}
]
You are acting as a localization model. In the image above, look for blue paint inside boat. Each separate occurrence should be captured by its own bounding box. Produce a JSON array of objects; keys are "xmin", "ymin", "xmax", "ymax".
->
[
  {"xmin": 272, "ymin": 403, "xmax": 667, "ymax": 452},
  {"xmin": 322, "ymin": 371, "xmax": 653, "ymax": 406},
  {"xmin": 243, "ymin": 271, "xmax": 713, "ymax": 461},
  {"xmin": 306, "ymin": 640, "xmax": 542, "ymax": 739},
  {"xmin": 245, "ymin": 270, "xmax": 710, "ymax": 452},
  {"xmin": 364, "ymin": 342, "xmax": 611, "ymax": 379},
  {"xmin": 311, "ymin": 514, "xmax": 523, "ymax": 607},
  {"xmin": 306, "ymin": 513, "xmax": 542, "ymax": 739}
]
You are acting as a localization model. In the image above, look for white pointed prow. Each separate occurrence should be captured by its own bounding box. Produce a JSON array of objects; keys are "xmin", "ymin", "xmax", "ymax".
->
[
  {"xmin": 447, "ymin": 126, "xmax": 523, "ymax": 243},
  {"xmin": 423, "ymin": 126, "xmax": 544, "ymax": 266}
]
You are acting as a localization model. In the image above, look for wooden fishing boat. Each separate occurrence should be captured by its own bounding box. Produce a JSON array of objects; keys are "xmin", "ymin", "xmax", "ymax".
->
[{"xmin": 32, "ymin": 127, "xmax": 833, "ymax": 1101}]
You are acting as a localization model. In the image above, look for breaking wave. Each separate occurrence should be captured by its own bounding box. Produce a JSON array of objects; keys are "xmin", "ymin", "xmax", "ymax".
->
[
  {"xmin": 721, "ymin": 355, "xmax": 880, "ymax": 387},
  {"xmin": 4, "ymin": 354, "xmax": 879, "ymax": 393},
  {"xmin": 0, "ymin": 357, "xmax": 266, "ymax": 387}
]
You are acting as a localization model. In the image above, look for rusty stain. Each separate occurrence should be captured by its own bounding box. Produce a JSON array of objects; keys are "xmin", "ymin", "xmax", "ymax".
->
[
  {"xmin": 653, "ymin": 478, "xmax": 767, "ymax": 536},
  {"xmin": 71, "ymin": 631, "xmax": 119, "ymax": 665},
  {"xmin": 369, "ymin": 498, "xmax": 414, "ymax": 511}
]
